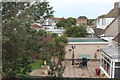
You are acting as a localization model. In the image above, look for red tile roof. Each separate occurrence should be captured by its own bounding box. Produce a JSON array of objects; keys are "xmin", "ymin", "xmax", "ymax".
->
[
  {"xmin": 50, "ymin": 18, "xmax": 63, "ymax": 20},
  {"xmin": 112, "ymin": 33, "xmax": 120, "ymax": 43},
  {"xmin": 49, "ymin": 17, "xmax": 63, "ymax": 22},
  {"xmin": 31, "ymin": 24, "xmax": 43, "ymax": 28}
]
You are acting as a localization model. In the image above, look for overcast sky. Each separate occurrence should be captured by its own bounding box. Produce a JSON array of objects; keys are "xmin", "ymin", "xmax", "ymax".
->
[{"xmin": 48, "ymin": 0, "xmax": 120, "ymax": 19}]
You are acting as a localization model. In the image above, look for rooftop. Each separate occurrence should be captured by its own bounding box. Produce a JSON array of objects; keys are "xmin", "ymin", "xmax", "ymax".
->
[
  {"xmin": 100, "ymin": 47, "xmax": 120, "ymax": 59},
  {"xmin": 68, "ymin": 38, "xmax": 107, "ymax": 42}
]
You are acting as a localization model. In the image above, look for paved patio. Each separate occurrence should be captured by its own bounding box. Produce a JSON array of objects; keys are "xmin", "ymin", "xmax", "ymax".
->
[
  {"xmin": 29, "ymin": 60, "xmax": 100, "ymax": 78},
  {"xmin": 29, "ymin": 69, "xmax": 47, "ymax": 76},
  {"xmin": 63, "ymin": 60, "xmax": 100, "ymax": 78}
]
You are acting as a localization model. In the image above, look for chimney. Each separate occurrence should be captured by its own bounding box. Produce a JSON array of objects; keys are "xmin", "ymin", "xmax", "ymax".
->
[
  {"xmin": 114, "ymin": 2, "xmax": 119, "ymax": 9},
  {"xmin": 119, "ymin": 1, "xmax": 120, "ymax": 8}
]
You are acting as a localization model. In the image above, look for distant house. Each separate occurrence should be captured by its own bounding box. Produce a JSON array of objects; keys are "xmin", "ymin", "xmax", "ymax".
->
[
  {"xmin": 41, "ymin": 17, "xmax": 63, "ymax": 29},
  {"xmin": 46, "ymin": 29, "xmax": 65, "ymax": 36},
  {"xmin": 76, "ymin": 19, "xmax": 87, "ymax": 26},
  {"xmin": 49, "ymin": 17, "xmax": 63, "ymax": 23},
  {"xmin": 32, "ymin": 18, "xmax": 65, "ymax": 36},
  {"xmin": 100, "ymin": 47, "xmax": 120, "ymax": 78},
  {"xmin": 42, "ymin": 19, "xmax": 56, "ymax": 26}
]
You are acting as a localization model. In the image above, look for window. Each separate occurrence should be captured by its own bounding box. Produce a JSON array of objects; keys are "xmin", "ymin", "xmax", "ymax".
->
[
  {"xmin": 101, "ymin": 53, "xmax": 111, "ymax": 76},
  {"xmin": 115, "ymin": 62, "xmax": 120, "ymax": 66},
  {"xmin": 115, "ymin": 68, "xmax": 120, "ymax": 78},
  {"xmin": 102, "ymin": 18, "xmax": 106, "ymax": 25}
]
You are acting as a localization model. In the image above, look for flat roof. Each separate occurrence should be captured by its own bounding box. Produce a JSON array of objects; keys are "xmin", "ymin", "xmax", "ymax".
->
[
  {"xmin": 101, "ymin": 47, "xmax": 120, "ymax": 59},
  {"xmin": 68, "ymin": 38, "xmax": 107, "ymax": 42}
]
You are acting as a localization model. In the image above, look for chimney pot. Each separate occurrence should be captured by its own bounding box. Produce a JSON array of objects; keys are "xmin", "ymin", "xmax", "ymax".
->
[{"xmin": 114, "ymin": 2, "xmax": 119, "ymax": 9}]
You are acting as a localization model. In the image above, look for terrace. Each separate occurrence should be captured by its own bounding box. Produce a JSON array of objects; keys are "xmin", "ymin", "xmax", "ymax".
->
[
  {"xmin": 63, "ymin": 60, "xmax": 100, "ymax": 78},
  {"xmin": 29, "ymin": 60, "xmax": 100, "ymax": 78}
]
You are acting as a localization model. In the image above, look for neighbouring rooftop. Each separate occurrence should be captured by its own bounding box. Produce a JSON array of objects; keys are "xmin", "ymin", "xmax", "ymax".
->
[
  {"xmin": 68, "ymin": 38, "xmax": 107, "ymax": 42},
  {"xmin": 100, "ymin": 47, "xmax": 120, "ymax": 59}
]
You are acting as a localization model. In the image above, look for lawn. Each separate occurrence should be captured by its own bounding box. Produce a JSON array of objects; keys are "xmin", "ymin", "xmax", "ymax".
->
[{"xmin": 31, "ymin": 60, "xmax": 44, "ymax": 70}]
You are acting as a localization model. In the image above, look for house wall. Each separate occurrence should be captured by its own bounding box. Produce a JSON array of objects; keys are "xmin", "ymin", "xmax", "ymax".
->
[
  {"xmin": 104, "ymin": 17, "xmax": 119, "ymax": 37},
  {"xmin": 42, "ymin": 19, "xmax": 56, "ymax": 26},
  {"xmin": 76, "ymin": 19, "xmax": 87, "ymax": 26},
  {"xmin": 65, "ymin": 43, "xmax": 108, "ymax": 59}
]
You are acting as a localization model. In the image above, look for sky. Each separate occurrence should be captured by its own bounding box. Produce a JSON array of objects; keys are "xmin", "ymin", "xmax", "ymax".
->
[{"xmin": 48, "ymin": 0, "xmax": 120, "ymax": 19}]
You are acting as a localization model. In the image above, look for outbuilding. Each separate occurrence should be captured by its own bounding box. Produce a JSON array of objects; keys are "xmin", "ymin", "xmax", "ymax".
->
[{"xmin": 100, "ymin": 47, "xmax": 120, "ymax": 78}]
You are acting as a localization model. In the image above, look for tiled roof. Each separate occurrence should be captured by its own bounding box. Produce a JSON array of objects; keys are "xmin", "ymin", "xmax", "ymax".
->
[
  {"xmin": 112, "ymin": 33, "xmax": 120, "ymax": 43},
  {"xmin": 106, "ymin": 8, "xmax": 120, "ymax": 18},
  {"xmin": 31, "ymin": 24, "xmax": 43, "ymax": 28},
  {"xmin": 93, "ymin": 28, "xmax": 105, "ymax": 36},
  {"xmin": 50, "ymin": 18, "xmax": 63, "ymax": 19}
]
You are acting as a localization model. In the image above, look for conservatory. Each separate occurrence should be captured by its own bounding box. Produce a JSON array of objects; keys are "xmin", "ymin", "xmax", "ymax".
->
[{"xmin": 100, "ymin": 47, "xmax": 120, "ymax": 78}]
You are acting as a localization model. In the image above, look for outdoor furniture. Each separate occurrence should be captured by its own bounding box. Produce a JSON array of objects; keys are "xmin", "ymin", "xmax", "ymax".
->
[
  {"xmin": 80, "ymin": 58, "xmax": 88, "ymax": 68},
  {"xmin": 78, "ymin": 54, "xmax": 91, "ymax": 59},
  {"xmin": 74, "ymin": 60, "xmax": 79, "ymax": 65},
  {"xmin": 78, "ymin": 54, "xmax": 90, "ymax": 68}
]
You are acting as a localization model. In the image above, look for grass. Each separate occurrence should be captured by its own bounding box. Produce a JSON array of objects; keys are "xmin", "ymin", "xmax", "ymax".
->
[{"xmin": 31, "ymin": 60, "xmax": 44, "ymax": 70}]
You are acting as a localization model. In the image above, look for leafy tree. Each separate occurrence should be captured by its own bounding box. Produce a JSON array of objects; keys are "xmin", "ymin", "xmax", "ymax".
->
[
  {"xmin": 2, "ymin": 1, "xmax": 54, "ymax": 78},
  {"xmin": 66, "ymin": 17, "xmax": 76, "ymax": 26},
  {"xmin": 56, "ymin": 18, "xmax": 66, "ymax": 28},
  {"xmin": 87, "ymin": 19, "xmax": 95, "ymax": 26},
  {"xmin": 28, "ymin": 2, "xmax": 54, "ymax": 23},
  {"xmin": 48, "ymin": 36, "xmax": 68, "ymax": 77},
  {"xmin": 49, "ymin": 33, "xmax": 58, "ymax": 38},
  {"xmin": 64, "ymin": 25, "xmax": 88, "ymax": 37},
  {"xmin": 77, "ymin": 16, "xmax": 88, "ymax": 19},
  {"xmin": 56, "ymin": 17, "xmax": 76, "ymax": 28}
]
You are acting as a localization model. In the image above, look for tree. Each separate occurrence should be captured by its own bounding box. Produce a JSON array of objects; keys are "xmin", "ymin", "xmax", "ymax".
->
[
  {"xmin": 66, "ymin": 17, "xmax": 76, "ymax": 26},
  {"xmin": 2, "ymin": 1, "xmax": 54, "ymax": 78},
  {"xmin": 28, "ymin": 2, "xmax": 54, "ymax": 23},
  {"xmin": 56, "ymin": 18, "xmax": 66, "ymax": 28},
  {"xmin": 56, "ymin": 17, "xmax": 76, "ymax": 28},
  {"xmin": 64, "ymin": 25, "xmax": 88, "ymax": 37},
  {"xmin": 48, "ymin": 36, "xmax": 68, "ymax": 77},
  {"xmin": 77, "ymin": 16, "xmax": 88, "ymax": 19},
  {"xmin": 87, "ymin": 19, "xmax": 95, "ymax": 26}
]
